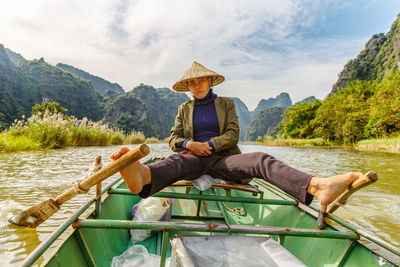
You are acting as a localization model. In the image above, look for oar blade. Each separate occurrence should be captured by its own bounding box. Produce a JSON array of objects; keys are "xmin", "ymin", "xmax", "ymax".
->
[{"xmin": 8, "ymin": 199, "xmax": 60, "ymax": 228}]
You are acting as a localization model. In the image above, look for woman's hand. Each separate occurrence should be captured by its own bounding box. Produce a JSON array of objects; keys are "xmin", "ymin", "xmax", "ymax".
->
[{"xmin": 186, "ymin": 141, "xmax": 213, "ymax": 157}]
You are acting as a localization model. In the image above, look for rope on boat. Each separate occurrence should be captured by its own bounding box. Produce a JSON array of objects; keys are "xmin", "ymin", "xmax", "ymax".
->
[
  {"xmin": 222, "ymin": 202, "xmax": 247, "ymax": 216},
  {"xmin": 207, "ymin": 220, "xmax": 232, "ymax": 235},
  {"xmin": 73, "ymin": 156, "xmax": 102, "ymax": 194},
  {"xmin": 72, "ymin": 178, "xmax": 89, "ymax": 194}
]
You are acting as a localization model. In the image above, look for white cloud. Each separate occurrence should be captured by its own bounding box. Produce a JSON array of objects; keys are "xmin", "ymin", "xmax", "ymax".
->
[{"xmin": 0, "ymin": 0, "xmax": 368, "ymax": 109}]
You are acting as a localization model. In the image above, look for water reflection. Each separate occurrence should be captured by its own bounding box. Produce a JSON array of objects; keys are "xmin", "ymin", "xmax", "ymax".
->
[{"xmin": 0, "ymin": 143, "xmax": 399, "ymax": 266}]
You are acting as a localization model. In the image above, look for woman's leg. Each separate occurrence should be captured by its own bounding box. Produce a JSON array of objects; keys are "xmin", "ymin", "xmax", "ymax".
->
[
  {"xmin": 111, "ymin": 146, "xmax": 209, "ymax": 197},
  {"xmin": 208, "ymin": 152, "xmax": 366, "ymax": 206},
  {"xmin": 139, "ymin": 153, "xmax": 209, "ymax": 197},
  {"xmin": 207, "ymin": 152, "xmax": 314, "ymax": 204}
]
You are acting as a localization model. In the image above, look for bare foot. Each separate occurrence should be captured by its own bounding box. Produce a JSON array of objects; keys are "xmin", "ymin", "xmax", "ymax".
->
[
  {"xmin": 111, "ymin": 146, "xmax": 151, "ymax": 193},
  {"xmin": 308, "ymin": 172, "xmax": 363, "ymax": 206}
]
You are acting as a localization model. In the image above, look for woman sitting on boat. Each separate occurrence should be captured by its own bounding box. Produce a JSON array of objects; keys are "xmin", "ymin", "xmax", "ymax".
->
[{"xmin": 111, "ymin": 61, "xmax": 375, "ymax": 211}]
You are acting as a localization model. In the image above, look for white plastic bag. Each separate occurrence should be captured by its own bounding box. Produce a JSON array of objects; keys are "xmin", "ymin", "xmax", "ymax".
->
[
  {"xmin": 130, "ymin": 197, "xmax": 172, "ymax": 243},
  {"xmin": 110, "ymin": 244, "xmax": 170, "ymax": 267},
  {"xmin": 191, "ymin": 174, "xmax": 227, "ymax": 191}
]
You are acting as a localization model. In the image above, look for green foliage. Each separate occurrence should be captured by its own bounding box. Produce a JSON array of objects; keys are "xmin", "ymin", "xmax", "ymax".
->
[
  {"xmin": 281, "ymin": 72, "xmax": 400, "ymax": 144},
  {"xmin": 366, "ymin": 72, "xmax": 400, "ymax": 137},
  {"xmin": 32, "ymin": 102, "xmax": 67, "ymax": 118},
  {"xmin": 255, "ymin": 136, "xmax": 264, "ymax": 143},
  {"xmin": 312, "ymin": 80, "xmax": 375, "ymax": 143},
  {"xmin": 0, "ymin": 132, "xmax": 41, "ymax": 152},
  {"xmin": 116, "ymin": 114, "xmax": 138, "ymax": 133},
  {"xmin": 282, "ymin": 100, "xmax": 321, "ymax": 138}
]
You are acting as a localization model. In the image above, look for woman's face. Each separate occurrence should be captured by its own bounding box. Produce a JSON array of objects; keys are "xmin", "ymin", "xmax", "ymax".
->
[{"xmin": 186, "ymin": 77, "xmax": 211, "ymax": 99}]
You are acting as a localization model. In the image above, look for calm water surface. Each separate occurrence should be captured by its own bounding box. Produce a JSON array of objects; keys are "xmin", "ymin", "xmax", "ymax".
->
[{"xmin": 0, "ymin": 143, "xmax": 399, "ymax": 266}]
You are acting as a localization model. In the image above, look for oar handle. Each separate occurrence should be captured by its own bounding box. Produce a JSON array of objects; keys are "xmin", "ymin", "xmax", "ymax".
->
[
  {"xmin": 328, "ymin": 171, "xmax": 378, "ymax": 214},
  {"xmin": 54, "ymin": 144, "xmax": 150, "ymax": 205}
]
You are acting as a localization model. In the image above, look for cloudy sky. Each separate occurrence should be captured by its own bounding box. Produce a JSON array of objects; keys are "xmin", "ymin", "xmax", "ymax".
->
[{"xmin": 1, "ymin": 0, "xmax": 399, "ymax": 110}]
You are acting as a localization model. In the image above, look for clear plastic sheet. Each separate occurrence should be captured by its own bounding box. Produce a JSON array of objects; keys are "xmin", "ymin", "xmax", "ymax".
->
[
  {"xmin": 170, "ymin": 235, "xmax": 306, "ymax": 267},
  {"xmin": 129, "ymin": 197, "xmax": 172, "ymax": 243},
  {"xmin": 190, "ymin": 174, "xmax": 226, "ymax": 191},
  {"xmin": 110, "ymin": 244, "xmax": 170, "ymax": 267}
]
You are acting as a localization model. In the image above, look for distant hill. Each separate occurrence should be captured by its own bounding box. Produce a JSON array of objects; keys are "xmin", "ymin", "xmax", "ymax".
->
[
  {"xmin": 245, "ymin": 107, "xmax": 285, "ymax": 141},
  {"xmin": 233, "ymin": 92, "xmax": 294, "ymax": 140},
  {"xmin": 5, "ymin": 48, "xmax": 25, "ymax": 65},
  {"xmin": 103, "ymin": 84, "xmax": 189, "ymax": 138},
  {"xmin": 330, "ymin": 13, "xmax": 400, "ymax": 95},
  {"xmin": 294, "ymin": 96, "xmax": 317, "ymax": 105},
  {"xmin": 233, "ymin": 97, "xmax": 252, "ymax": 140},
  {"xmin": 0, "ymin": 45, "xmax": 190, "ymax": 136},
  {"xmin": 0, "ymin": 44, "xmax": 104, "ymax": 129},
  {"xmin": 57, "ymin": 63, "xmax": 125, "ymax": 95},
  {"xmin": 0, "ymin": 44, "xmax": 26, "ymax": 129},
  {"xmin": 0, "ymin": 44, "xmax": 321, "ymax": 140},
  {"xmin": 252, "ymin": 92, "xmax": 292, "ymax": 114}
]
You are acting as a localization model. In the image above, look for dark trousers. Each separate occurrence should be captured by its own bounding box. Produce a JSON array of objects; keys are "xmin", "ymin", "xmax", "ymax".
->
[{"xmin": 139, "ymin": 152, "xmax": 314, "ymax": 205}]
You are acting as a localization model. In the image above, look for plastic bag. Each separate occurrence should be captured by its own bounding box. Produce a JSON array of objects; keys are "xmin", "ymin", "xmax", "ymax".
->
[
  {"xmin": 110, "ymin": 244, "xmax": 170, "ymax": 267},
  {"xmin": 191, "ymin": 174, "xmax": 227, "ymax": 191},
  {"xmin": 130, "ymin": 197, "xmax": 172, "ymax": 243}
]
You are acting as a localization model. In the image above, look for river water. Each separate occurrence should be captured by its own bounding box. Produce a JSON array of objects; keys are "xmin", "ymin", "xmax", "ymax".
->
[{"xmin": 0, "ymin": 143, "xmax": 399, "ymax": 266}]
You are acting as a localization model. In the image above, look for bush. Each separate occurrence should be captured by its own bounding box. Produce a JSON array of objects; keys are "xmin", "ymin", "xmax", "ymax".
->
[
  {"xmin": 0, "ymin": 108, "xmax": 126, "ymax": 151},
  {"xmin": 145, "ymin": 137, "xmax": 160, "ymax": 144},
  {"xmin": 125, "ymin": 130, "xmax": 146, "ymax": 144}
]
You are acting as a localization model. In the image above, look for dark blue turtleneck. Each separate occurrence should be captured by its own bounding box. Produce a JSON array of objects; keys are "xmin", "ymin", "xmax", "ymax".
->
[{"xmin": 179, "ymin": 89, "xmax": 220, "ymax": 151}]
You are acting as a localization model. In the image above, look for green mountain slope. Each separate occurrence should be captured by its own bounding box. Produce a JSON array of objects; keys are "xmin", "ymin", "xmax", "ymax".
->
[
  {"xmin": 5, "ymin": 48, "xmax": 25, "ymax": 65},
  {"xmin": 103, "ymin": 84, "xmax": 189, "ymax": 138},
  {"xmin": 0, "ymin": 44, "xmax": 104, "ymax": 129},
  {"xmin": 233, "ymin": 93, "xmax": 293, "ymax": 140},
  {"xmin": 57, "ymin": 63, "xmax": 125, "ymax": 95},
  {"xmin": 245, "ymin": 107, "xmax": 285, "ymax": 141},
  {"xmin": 253, "ymin": 92, "xmax": 292, "ymax": 114},
  {"xmin": 294, "ymin": 96, "xmax": 316, "ymax": 105},
  {"xmin": 331, "ymin": 13, "xmax": 400, "ymax": 95},
  {"xmin": 0, "ymin": 44, "xmax": 27, "ymax": 129},
  {"xmin": 233, "ymin": 97, "xmax": 252, "ymax": 140}
]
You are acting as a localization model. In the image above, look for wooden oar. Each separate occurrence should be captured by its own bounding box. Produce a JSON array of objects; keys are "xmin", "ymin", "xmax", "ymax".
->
[{"xmin": 8, "ymin": 144, "xmax": 150, "ymax": 228}]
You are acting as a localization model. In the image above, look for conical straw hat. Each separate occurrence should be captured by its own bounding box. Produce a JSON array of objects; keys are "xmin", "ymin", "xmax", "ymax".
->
[{"xmin": 172, "ymin": 61, "xmax": 225, "ymax": 91}]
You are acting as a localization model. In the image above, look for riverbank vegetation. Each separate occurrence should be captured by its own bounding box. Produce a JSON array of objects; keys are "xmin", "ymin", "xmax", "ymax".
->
[
  {"xmin": 255, "ymin": 72, "xmax": 400, "ymax": 152},
  {"xmin": 0, "ymin": 102, "xmax": 161, "ymax": 152},
  {"xmin": 255, "ymin": 136, "xmax": 400, "ymax": 153},
  {"xmin": 256, "ymin": 137, "xmax": 332, "ymax": 147}
]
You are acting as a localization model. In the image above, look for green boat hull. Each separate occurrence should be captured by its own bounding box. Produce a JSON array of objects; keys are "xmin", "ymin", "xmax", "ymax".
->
[{"xmin": 24, "ymin": 165, "xmax": 398, "ymax": 266}]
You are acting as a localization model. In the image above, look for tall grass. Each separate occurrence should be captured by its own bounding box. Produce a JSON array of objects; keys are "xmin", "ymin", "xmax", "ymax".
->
[
  {"xmin": 254, "ymin": 135, "xmax": 400, "ymax": 153},
  {"xmin": 145, "ymin": 137, "xmax": 160, "ymax": 144},
  {"xmin": 257, "ymin": 136, "xmax": 332, "ymax": 147},
  {"xmin": 356, "ymin": 136, "xmax": 400, "ymax": 153},
  {"xmin": 125, "ymin": 130, "xmax": 146, "ymax": 144},
  {"xmin": 0, "ymin": 111, "xmax": 125, "ymax": 152}
]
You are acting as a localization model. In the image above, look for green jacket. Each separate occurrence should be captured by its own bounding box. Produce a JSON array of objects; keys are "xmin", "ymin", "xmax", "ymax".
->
[{"xmin": 169, "ymin": 97, "xmax": 241, "ymax": 155}]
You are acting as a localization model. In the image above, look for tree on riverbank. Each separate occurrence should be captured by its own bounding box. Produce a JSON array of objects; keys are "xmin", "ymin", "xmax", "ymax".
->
[{"xmin": 280, "ymin": 72, "xmax": 400, "ymax": 143}]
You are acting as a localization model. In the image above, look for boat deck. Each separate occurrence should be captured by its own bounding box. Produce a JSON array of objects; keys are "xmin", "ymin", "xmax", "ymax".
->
[{"xmin": 20, "ymin": 175, "xmax": 399, "ymax": 267}]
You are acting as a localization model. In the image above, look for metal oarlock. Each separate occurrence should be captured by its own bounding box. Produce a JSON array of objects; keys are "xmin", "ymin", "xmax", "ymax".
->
[{"xmin": 317, "ymin": 206, "xmax": 327, "ymax": 229}]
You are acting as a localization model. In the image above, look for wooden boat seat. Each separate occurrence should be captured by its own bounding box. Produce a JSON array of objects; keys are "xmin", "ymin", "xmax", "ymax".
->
[{"xmin": 170, "ymin": 180, "xmax": 263, "ymax": 194}]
